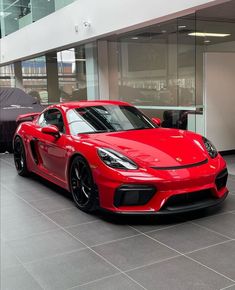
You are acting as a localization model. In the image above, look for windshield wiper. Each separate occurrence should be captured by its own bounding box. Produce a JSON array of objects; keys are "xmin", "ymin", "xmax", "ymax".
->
[
  {"xmin": 79, "ymin": 129, "xmax": 116, "ymax": 135},
  {"xmin": 125, "ymin": 127, "xmax": 154, "ymax": 131}
]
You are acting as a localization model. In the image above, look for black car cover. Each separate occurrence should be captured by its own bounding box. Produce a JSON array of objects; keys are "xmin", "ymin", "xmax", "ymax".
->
[{"xmin": 0, "ymin": 87, "xmax": 44, "ymax": 152}]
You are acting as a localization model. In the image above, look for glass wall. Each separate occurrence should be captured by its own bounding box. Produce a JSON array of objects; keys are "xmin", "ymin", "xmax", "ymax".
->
[
  {"xmin": 0, "ymin": 42, "xmax": 99, "ymax": 104},
  {"xmin": 107, "ymin": 15, "xmax": 202, "ymax": 133},
  {"xmin": 57, "ymin": 43, "xmax": 99, "ymax": 102},
  {"xmin": 0, "ymin": 64, "xmax": 15, "ymax": 87},
  {"xmin": 22, "ymin": 56, "xmax": 48, "ymax": 104},
  {"xmin": 0, "ymin": 0, "xmax": 76, "ymax": 37}
]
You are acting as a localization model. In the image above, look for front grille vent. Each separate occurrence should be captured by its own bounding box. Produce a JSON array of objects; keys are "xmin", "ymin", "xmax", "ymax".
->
[
  {"xmin": 215, "ymin": 168, "xmax": 228, "ymax": 190},
  {"xmin": 163, "ymin": 189, "xmax": 214, "ymax": 210}
]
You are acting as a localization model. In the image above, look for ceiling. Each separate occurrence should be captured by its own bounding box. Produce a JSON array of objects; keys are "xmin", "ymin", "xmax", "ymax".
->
[{"xmin": 196, "ymin": 0, "xmax": 235, "ymax": 22}]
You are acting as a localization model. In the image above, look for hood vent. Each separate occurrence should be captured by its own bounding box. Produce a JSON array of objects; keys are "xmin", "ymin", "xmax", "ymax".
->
[{"xmin": 151, "ymin": 158, "xmax": 208, "ymax": 170}]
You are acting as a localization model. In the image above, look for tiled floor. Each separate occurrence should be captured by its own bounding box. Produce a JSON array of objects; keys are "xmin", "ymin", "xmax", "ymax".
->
[{"xmin": 1, "ymin": 153, "xmax": 235, "ymax": 290}]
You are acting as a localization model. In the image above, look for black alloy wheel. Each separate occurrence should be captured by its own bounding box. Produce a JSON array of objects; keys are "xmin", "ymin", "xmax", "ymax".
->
[
  {"xmin": 70, "ymin": 155, "xmax": 98, "ymax": 212},
  {"xmin": 13, "ymin": 136, "xmax": 29, "ymax": 176}
]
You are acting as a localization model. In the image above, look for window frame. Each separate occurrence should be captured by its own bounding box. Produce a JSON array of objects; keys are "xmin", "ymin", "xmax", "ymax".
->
[{"xmin": 37, "ymin": 108, "xmax": 66, "ymax": 134}]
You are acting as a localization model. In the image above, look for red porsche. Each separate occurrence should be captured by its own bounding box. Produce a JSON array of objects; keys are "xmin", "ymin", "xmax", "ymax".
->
[{"xmin": 13, "ymin": 101, "xmax": 228, "ymax": 214}]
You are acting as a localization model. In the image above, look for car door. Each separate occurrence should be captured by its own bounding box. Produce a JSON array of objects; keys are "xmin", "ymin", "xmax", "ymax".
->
[{"xmin": 36, "ymin": 108, "xmax": 68, "ymax": 182}]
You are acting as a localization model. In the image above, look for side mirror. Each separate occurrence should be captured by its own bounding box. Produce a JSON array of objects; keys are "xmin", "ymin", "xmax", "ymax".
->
[
  {"xmin": 152, "ymin": 117, "xmax": 161, "ymax": 126},
  {"xmin": 41, "ymin": 125, "xmax": 60, "ymax": 138}
]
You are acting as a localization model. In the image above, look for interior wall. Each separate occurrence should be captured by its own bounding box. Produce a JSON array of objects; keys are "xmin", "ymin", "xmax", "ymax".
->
[
  {"xmin": 205, "ymin": 52, "xmax": 235, "ymax": 151},
  {"xmin": 0, "ymin": 0, "xmax": 223, "ymax": 65}
]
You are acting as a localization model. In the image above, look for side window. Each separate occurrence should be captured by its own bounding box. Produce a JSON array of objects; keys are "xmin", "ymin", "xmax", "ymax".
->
[
  {"xmin": 38, "ymin": 109, "xmax": 65, "ymax": 133},
  {"xmin": 38, "ymin": 112, "xmax": 47, "ymax": 128}
]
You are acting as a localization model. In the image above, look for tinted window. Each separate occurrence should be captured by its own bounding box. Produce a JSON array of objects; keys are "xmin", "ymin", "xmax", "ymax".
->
[
  {"xmin": 38, "ymin": 109, "xmax": 65, "ymax": 133},
  {"xmin": 67, "ymin": 105, "xmax": 155, "ymax": 135}
]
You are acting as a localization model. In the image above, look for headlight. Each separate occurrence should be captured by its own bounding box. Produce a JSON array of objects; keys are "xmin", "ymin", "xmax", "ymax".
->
[
  {"xmin": 97, "ymin": 148, "xmax": 138, "ymax": 170},
  {"xmin": 202, "ymin": 137, "xmax": 218, "ymax": 158}
]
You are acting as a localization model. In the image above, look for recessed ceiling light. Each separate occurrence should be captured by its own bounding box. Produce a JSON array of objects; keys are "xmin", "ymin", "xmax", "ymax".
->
[
  {"xmin": 178, "ymin": 25, "xmax": 186, "ymax": 29},
  {"xmin": 204, "ymin": 40, "xmax": 211, "ymax": 43},
  {"xmin": 161, "ymin": 30, "xmax": 167, "ymax": 33},
  {"xmin": 188, "ymin": 32, "xmax": 231, "ymax": 37},
  {"xmin": 131, "ymin": 37, "xmax": 139, "ymax": 40}
]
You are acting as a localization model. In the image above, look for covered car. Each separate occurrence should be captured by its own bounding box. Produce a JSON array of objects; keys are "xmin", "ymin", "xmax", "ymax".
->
[{"xmin": 0, "ymin": 88, "xmax": 44, "ymax": 152}]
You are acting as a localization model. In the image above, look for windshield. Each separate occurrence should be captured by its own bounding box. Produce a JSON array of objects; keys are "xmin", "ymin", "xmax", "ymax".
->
[{"xmin": 67, "ymin": 105, "xmax": 156, "ymax": 135}]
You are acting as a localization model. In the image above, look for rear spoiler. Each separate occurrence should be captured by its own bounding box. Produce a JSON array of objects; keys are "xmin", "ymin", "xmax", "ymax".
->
[{"xmin": 16, "ymin": 112, "xmax": 40, "ymax": 125}]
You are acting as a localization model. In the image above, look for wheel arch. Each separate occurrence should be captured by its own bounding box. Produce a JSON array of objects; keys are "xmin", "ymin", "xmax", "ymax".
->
[
  {"xmin": 13, "ymin": 134, "xmax": 30, "ymax": 176},
  {"xmin": 67, "ymin": 152, "xmax": 100, "ymax": 210},
  {"xmin": 66, "ymin": 152, "xmax": 92, "ymax": 191},
  {"xmin": 13, "ymin": 133, "xmax": 23, "ymax": 149}
]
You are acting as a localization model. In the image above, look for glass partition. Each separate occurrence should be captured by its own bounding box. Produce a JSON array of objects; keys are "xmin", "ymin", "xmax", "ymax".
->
[
  {"xmin": 54, "ymin": 0, "xmax": 74, "ymax": 11},
  {"xmin": 22, "ymin": 56, "xmax": 48, "ymax": 104},
  {"xmin": 108, "ymin": 15, "xmax": 201, "ymax": 133},
  {"xmin": 0, "ymin": 0, "xmax": 75, "ymax": 37},
  {"xmin": 0, "ymin": 64, "xmax": 15, "ymax": 87},
  {"xmin": 57, "ymin": 43, "xmax": 99, "ymax": 102}
]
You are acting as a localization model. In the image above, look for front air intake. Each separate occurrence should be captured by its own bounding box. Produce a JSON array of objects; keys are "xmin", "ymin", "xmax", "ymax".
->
[{"xmin": 215, "ymin": 168, "xmax": 228, "ymax": 190}]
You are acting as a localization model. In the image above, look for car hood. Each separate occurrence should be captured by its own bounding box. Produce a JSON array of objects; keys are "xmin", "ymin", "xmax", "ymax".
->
[{"xmin": 82, "ymin": 128, "xmax": 208, "ymax": 168}]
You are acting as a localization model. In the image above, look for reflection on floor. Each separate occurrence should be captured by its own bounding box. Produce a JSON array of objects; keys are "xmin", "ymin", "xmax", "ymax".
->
[{"xmin": 1, "ymin": 154, "xmax": 235, "ymax": 290}]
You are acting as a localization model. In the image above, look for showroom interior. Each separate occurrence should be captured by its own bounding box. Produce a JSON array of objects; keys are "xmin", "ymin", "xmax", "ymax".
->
[{"xmin": 0, "ymin": 0, "xmax": 235, "ymax": 289}]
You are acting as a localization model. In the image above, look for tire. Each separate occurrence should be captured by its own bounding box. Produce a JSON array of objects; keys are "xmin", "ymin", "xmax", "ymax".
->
[
  {"xmin": 13, "ymin": 136, "xmax": 29, "ymax": 176},
  {"xmin": 69, "ymin": 155, "xmax": 98, "ymax": 213}
]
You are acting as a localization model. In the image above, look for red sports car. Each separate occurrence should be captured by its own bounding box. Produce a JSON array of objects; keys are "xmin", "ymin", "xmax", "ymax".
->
[{"xmin": 13, "ymin": 101, "xmax": 228, "ymax": 214}]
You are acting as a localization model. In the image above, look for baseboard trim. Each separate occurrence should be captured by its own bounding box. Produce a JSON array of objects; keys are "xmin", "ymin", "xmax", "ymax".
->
[{"xmin": 219, "ymin": 149, "xmax": 235, "ymax": 156}]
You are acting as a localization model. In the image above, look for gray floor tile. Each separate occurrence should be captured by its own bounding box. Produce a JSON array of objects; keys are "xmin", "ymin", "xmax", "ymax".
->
[
  {"xmin": 11, "ymin": 182, "xmax": 48, "ymax": 195},
  {"xmin": 1, "ymin": 171, "xmax": 49, "ymax": 194},
  {"xmin": 193, "ymin": 213, "xmax": 235, "ymax": 239},
  {"xmin": 128, "ymin": 223, "xmax": 172, "ymax": 233},
  {"xmin": 225, "ymin": 156, "xmax": 235, "ymax": 175},
  {"xmin": 46, "ymin": 207, "xmax": 97, "ymax": 227},
  {"xmin": 92, "ymin": 234, "xmax": 178, "ymax": 271},
  {"xmin": 127, "ymin": 256, "xmax": 232, "ymax": 290},
  {"xmin": 25, "ymin": 249, "xmax": 118, "ymax": 290},
  {"xmin": 14, "ymin": 187, "xmax": 59, "ymax": 202},
  {"xmin": 218, "ymin": 194, "xmax": 235, "ymax": 213},
  {"xmin": 2, "ymin": 213, "xmax": 59, "ymax": 241},
  {"xmin": 188, "ymin": 240, "xmax": 235, "ymax": 280},
  {"xmin": 75, "ymin": 274, "xmax": 144, "ymax": 290},
  {"xmin": 0, "ymin": 192, "xmax": 22, "ymax": 207},
  {"xmin": 221, "ymin": 285, "xmax": 235, "ymax": 290},
  {"xmin": 1, "ymin": 242, "xmax": 21, "ymax": 269},
  {"xmin": 28, "ymin": 195, "xmax": 75, "ymax": 213},
  {"xmin": 147, "ymin": 222, "xmax": 229, "ymax": 253},
  {"xmin": 66, "ymin": 220, "xmax": 139, "ymax": 246},
  {"xmin": 0, "ymin": 160, "xmax": 14, "ymax": 170},
  {"xmin": 227, "ymin": 179, "xmax": 235, "ymax": 190},
  {"xmin": 228, "ymin": 174, "xmax": 235, "ymax": 181},
  {"xmin": 8, "ymin": 229, "xmax": 85, "ymax": 263},
  {"xmin": 127, "ymin": 216, "xmax": 185, "ymax": 233},
  {"xmin": 1, "ymin": 265, "xmax": 43, "ymax": 290},
  {"xmin": 1, "ymin": 154, "xmax": 235, "ymax": 290},
  {"xmin": 1, "ymin": 201, "xmax": 42, "ymax": 222}
]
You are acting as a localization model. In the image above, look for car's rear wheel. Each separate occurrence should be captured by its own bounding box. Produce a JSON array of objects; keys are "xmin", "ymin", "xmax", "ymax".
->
[
  {"xmin": 13, "ymin": 136, "xmax": 29, "ymax": 176},
  {"xmin": 70, "ymin": 155, "xmax": 98, "ymax": 212}
]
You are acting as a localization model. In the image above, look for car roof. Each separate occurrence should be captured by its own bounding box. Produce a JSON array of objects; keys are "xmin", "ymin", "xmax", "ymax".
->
[{"xmin": 48, "ymin": 100, "xmax": 132, "ymax": 111}]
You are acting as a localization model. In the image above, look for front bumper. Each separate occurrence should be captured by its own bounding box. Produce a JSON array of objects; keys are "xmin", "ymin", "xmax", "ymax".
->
[
  {"xmin": 94, "ymin": 156, "xmax": 229, "ymax": 214},
  {"xmin": 110, "ymin": 190, "xmax": 228, "ymax": 215}
]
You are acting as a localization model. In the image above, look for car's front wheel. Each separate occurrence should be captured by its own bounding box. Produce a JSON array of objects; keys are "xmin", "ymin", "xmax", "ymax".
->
[
  {"xmin": 13, "ymin": 136, "xmax": 29, "ymax": 176},
  {"xmin": 69, "ymin": 155, "xmax": 98, "ymax": 213}
]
